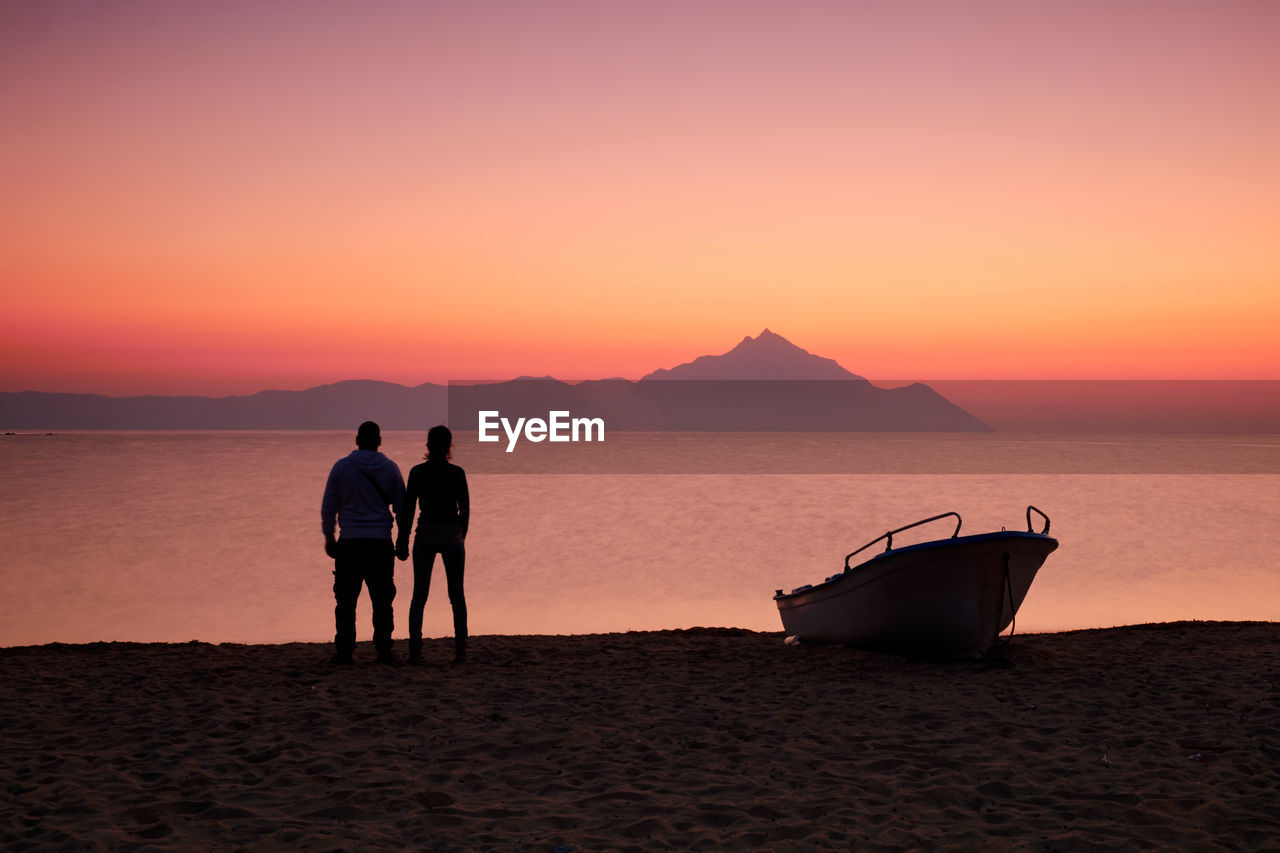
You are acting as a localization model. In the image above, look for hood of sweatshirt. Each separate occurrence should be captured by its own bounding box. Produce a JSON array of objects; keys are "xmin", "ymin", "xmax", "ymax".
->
[{"xmin": 349, "ymin": 449, "xmax": 391, "ymax": 472}]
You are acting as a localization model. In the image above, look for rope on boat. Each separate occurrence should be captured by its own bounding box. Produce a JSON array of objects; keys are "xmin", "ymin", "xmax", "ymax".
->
[
  {"xmin": 1004, "ymin": 554, "xmax": 1016, "ymax": 642},
  {"xmin": 993, "ymin": 552, "xmax": 1016, "ymax": 654}
]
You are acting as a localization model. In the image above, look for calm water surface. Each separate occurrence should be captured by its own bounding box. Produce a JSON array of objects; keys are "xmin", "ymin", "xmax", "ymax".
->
[{"xmin": 1, "ymin": 431, "xmax": 1277, "ymax": 646}]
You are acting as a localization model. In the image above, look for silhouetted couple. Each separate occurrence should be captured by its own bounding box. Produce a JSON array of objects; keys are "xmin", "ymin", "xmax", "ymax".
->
[{"xmin": 320, "ymin": 421, "xmax": 470, "ymax": 666}]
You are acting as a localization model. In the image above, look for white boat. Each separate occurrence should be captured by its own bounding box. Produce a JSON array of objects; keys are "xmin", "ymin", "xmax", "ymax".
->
[{"xmin": 774, "ymin": 507, "xmax": 1058, "ymax": 658}]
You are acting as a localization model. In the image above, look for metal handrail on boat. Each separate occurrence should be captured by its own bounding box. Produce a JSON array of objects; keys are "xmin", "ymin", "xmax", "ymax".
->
[
  {"xmin": 1026, "ymin": 505, "xmax": 1051, "ymax": 534},
  {"xmin": 844, "ymin": 512, "xmax": 963, "ymax": 570}
]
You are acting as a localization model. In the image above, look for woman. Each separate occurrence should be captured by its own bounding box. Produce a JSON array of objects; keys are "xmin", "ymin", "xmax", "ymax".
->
[{"xmin": 396, "ymin": 425, "xmax": 470, "ymax": 664}]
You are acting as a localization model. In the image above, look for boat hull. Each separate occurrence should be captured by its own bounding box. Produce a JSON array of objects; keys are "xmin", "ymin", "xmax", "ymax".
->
[{"xmin": 775, "ymin": 532, "xmax": 1058, "ymax": 658}]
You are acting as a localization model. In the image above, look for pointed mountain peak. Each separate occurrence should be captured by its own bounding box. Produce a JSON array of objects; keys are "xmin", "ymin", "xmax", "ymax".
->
[
  {"xmin": 732, "ymin": 328, "xmax": 811, "ymax": 354},
  {"xmin": 734, "ymin": 328, "xmax": 781, "ymax": 344},
  {"xmin": 641, "ymin": 331, "xmax": 864, "ymax": 381}
]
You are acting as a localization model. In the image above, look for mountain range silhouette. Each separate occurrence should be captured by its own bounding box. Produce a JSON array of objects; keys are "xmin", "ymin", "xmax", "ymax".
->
[
  {"xmin": 0, "ymin": 330, "xmax": 986, "ymax": 431},
  {"xmin": 3, "ymin": 332, "xmax": 1276, "ymax": 432}
]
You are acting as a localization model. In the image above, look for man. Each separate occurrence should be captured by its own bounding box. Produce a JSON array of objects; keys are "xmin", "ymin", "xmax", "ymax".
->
[{"xmin": 321, "ymin": 420, "xmax": 406, "ymax": 664}]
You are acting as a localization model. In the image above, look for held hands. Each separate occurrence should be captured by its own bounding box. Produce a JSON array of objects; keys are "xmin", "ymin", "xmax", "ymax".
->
[
  {"xmin": 324, "ymin": 538, "xmax": 337, "ymax": 559},
  {"xmin": 395, "ymin": 542, "xmax": 409, "ymax": 562}
]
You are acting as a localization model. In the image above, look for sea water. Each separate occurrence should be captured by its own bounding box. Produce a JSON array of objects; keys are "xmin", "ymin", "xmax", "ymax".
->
[{"xmin": 0, "ymin": 431, "xmax": 1277, "ymax": 646}]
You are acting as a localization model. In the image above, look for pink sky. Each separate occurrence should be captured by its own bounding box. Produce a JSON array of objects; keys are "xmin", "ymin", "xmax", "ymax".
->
[{"xmin": 2, "ymin": 0, "xmax": 1278, "ymax": 395}]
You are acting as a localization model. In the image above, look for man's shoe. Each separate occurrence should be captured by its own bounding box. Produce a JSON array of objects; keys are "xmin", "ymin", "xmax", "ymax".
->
[
  {"xmin": 451, "ymin": 650, "xmax": 466, "ymax": 665},
  {"xmin": 329, "ymin": 652, "xmax": 354, "ymax": 665},
  {"xmin": 376, "ymin": 653, "xmax": 402, "ymax": 666}
]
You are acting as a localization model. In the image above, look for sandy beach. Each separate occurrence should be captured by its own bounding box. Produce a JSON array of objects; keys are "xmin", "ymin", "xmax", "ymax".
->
[{"xmin": 2, "ymin": 621, "xmax": 1277, "ymax": 851}]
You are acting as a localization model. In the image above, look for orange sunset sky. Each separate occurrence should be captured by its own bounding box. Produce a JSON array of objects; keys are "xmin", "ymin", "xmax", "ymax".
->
[{"xmin": 2, "ymin": 0, "xmax": 1278, "ymax": 396}]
